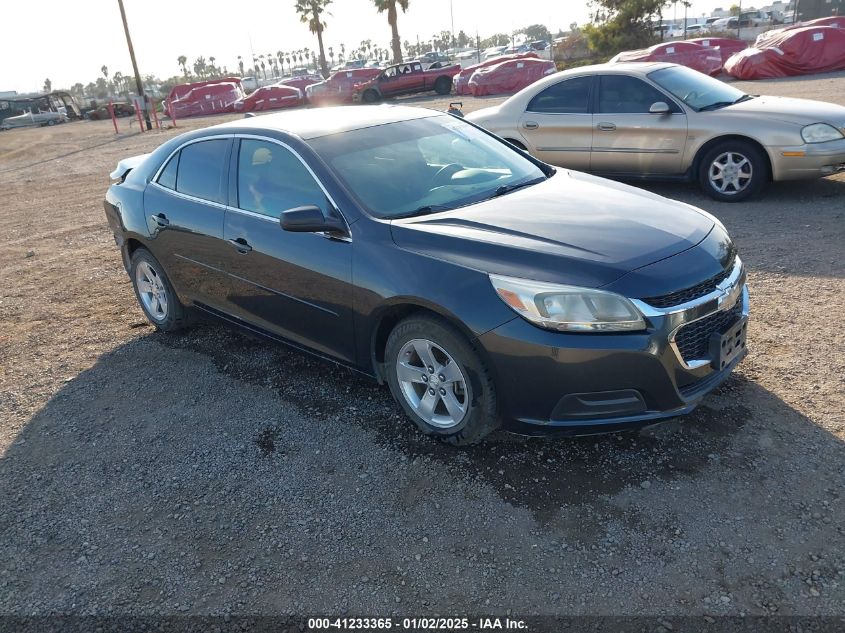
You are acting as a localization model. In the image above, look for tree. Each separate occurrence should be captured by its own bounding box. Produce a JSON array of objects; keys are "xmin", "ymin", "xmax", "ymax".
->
[
  {"xmin": 101, "ymin": 65, "xmax": 109, "ymax": 81},
  {"xmin": 193, "ymin": 56, "xmax": 207, "ymax": 78},
  {"xmin": 43, "ymin": 78, "xmax": 52, "ymax": 93},
  {"xmin": 238, "ymin": 55, "xmax": 245, "ymax": 76},
  {"xmin": 294, "ymin": 0, "xmax": 332, "ymax": 78},
  {"xmin": 456, "ymin": 30, "xmax": 469, "ymax": 48},
  {"xmin": 729, "ymin": 4, "xmax": 740, "ymax": 16},
  {"xmin": 95, "ymin": 77, "xmax": 109, "ymax": 99},
  {"xmin": 372, "ymin": 0, "xmax": 410, "ymax": 64},
  {"xmin": 583, "ymin": 0, "xmax": 664, "ymax": 58},
  {"xmin": 521, "ymin": 24, "xmax": 552, "ymax": 42},
  {"xmin": 209, "ymin": 56, "xmax": 217, "ymax": 76},
  {"xmin": 480, "ymin": 33, "xmax": 510, "ymax": 48},
  {"xmin": 177, "ymin": 55, "xmax": 188, "ymax": 79},
  {"xmin": 112, "ymin": 71, "xmax": 123, "ymax": 96}
]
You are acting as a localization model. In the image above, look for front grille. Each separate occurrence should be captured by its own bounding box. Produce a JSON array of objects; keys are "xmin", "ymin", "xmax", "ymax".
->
[
  {"xmin": 674, "ymin": 300, "xmax": 743, "ymax": 364},
  {"xmin": 643, "ymin": 252, "xmax": 736, "ymax": 309}
]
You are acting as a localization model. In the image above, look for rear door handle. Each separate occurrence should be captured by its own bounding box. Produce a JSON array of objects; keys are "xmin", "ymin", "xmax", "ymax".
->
[
  {"xmin": 152, "ymin": 213, "xmax": 170, "ymax": 227},
  {"xmin": 523, "ymin": 121, "xmax": 539, "ymax": 130},
  {"xmin": 228, "ymin": 238, "xmax": 252, "ymax": 254},
  {"xmin": 597, "ymin": 122, "xmax": 617, "ymax": 131}
]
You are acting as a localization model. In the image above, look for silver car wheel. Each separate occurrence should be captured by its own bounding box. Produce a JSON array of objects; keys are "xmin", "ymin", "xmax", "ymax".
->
[
  {"xmin": 709, "ymin": 151, "xmax": 752, "ymax": 195},
  {"xmin": 396, "ymin": 338, "xmax": 469, "ymax": 429},
  {"xmin": 135, "ymin": 260, "xmax": 168, "ymax": 321}
]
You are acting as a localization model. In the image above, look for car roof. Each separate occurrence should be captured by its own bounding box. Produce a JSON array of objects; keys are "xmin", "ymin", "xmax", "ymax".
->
[
  {"xmin": 556, "ymin": 61, "xmax": 674, "ymax": 78},
  {"xmin": 214, "ymin": 104, "xmax": 440, "ymax": 140}
]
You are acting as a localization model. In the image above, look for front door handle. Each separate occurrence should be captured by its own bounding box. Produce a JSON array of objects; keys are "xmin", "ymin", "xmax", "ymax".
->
[
  {"xmin": 152, "ymin": 213, "xmax": 170, "ymax": 227},
  {"xmin": 228, "ymin": 237, "xmax": 252, "ymax": 254},
  {"xmin": 597, "ymin": 122, "xmax": 617, "ymax": 131},
  {"xmin": 523, "ymin": 121, "xmax": 539, "ymax": 130}
]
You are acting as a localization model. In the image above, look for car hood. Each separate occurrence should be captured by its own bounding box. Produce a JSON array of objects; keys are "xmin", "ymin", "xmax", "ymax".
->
[
  {"xmin": 721, "ymin": 96, "xmax": 845, "ymax": 126},
  {"xmin": 390, "ymin": 171, "xmax": 716, "ymax": 289}
]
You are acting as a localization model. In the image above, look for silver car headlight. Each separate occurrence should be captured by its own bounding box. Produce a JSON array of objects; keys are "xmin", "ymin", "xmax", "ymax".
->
[
  {"xmin": 489, "ymin": 274, "xmax": 646, "ymax": 332},
  {"xmin": 801, "ymin": 123, "xmax": 844, "ymax": 144}
]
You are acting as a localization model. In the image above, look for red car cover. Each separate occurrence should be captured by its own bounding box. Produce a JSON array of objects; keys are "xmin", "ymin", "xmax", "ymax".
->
[
  {"xmin": 686, "ymin": 38, "xmax": 748, "ymax": 66},
  {"xmin": 233, "ymin": 85, "xmax": 303, "ymax": 112},
  {"xmin": 724, "ymin": 25, "xmax": 845, "ymax": 80},
  {"xmin": 169, "ymin": 82, "xmax": 243, "ymax": 118},
  {"xmin": 166, "ymin": 77, "xmax": 242, "ymax": 104},
  {"xmin": 756, "ymin": 16, "xmax": 845, "ymax": 48},
  {"xmin": 467, "ymin": 58, "xmax": 557, "ymax": 96},
  {"xmin": 308, "ymin": 68, "xmax": 381, "ymax": 105},
  {"xmin": 277, "ymin": 74, "xmax": 323, "ymax": 94},
  {"xmin": 453, "ymin": 52, "xmax": 539, "ymax": 96},
  {"xmin": 610, "ymin": 41, "xmax": 723, "ymax": 76}
]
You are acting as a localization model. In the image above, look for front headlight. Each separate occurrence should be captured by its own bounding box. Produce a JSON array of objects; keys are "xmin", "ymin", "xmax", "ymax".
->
[
  {"xmin": 801, "ymin": 123, "xmax": 844, "ymax": 144},
  {"xmin": 489, "ymin": 274, "xmax": 646, "ymax": 332}
]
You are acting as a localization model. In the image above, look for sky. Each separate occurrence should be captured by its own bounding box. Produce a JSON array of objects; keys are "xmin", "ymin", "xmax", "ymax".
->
[{"xmin": 2, "ymin": 0, "xmax": 732, "ymax": 94}]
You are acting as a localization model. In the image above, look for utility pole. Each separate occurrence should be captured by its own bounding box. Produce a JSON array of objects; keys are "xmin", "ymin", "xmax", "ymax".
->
[
  {"xmin": 117, "ymin": 0, "xmax": 151, "ymax": 131},
  {"xmin": 450, "ymin": 0, "xmax": 456, "ymax": 49}
]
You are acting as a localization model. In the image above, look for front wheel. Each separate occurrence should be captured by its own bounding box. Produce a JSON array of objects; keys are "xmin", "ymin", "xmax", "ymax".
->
[
  {"xmin": 385, "ymin": 316, "xmax": 499, "ymax": 446},
  {"xmin": 130, "ymin": 248, "xmax": 190, "ymax": 331},
  {"xmin": 361, "ymin": 89, "xmax": 380, "ymax": 103},
  {"xmin": 697, "ymin": 140, "xmax": 766, "ymax": 202}
]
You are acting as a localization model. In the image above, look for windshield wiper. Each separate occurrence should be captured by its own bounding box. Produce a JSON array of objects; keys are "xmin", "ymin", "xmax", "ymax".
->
[
  {"xmin": 733, "ymin": 94, "xmax": 755, "ymax": 104},
  {"xmin": 698, "ymin": 101, "xmax": 736, "ymax": 112},
  {"xmin": 490, "ymin": 176, "xmax": 546, "ymax": 199},
  {"xmin": 390, "ymin": 204, "xmax": 454, "ymax": 219}
]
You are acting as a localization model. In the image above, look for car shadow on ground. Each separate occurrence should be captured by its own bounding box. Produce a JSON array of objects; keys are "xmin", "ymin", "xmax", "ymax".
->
[{"xmin": 2, "ymin": 324, "xmax": 843, "ymax": 611}]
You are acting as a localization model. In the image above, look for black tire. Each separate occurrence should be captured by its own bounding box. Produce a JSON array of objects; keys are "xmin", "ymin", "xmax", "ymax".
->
[
  {"xmin": 47, "ymin": 119, "xmax": 56, "ymax": 126},
  {"xmin": 129, "ymin": 248, "xmax": 190, "ymax": 332},
  {"xmin": 697, "ymin": 140, "xmax": 766, "ymax": 202},
  {"xmin": 434, "ymin": 76, "xmax": 452, "ymax": 95},
  {"xmin": 385, "ymin": 316, "xmax": 499, "ymax": 446},
  {"xmin": 362, "ymin": 89, "xmax": 380, "ymax": 103}
]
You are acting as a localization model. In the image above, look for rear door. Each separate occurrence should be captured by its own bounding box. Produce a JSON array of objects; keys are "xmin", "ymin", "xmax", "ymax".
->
[
  {"xmin": 143, "ymin": 136, "xmax": 234, "ymax": 305},
  {"xmin": 590, "ymin": 74, "xmax": 688, "ymax": 176},
  {"xmin": 518, "ymin": 75, "xmax": 594, "ymax": 171},
  {"xmin": 218, "ymin": 137, "xmax": 355, "ymax": 362}
]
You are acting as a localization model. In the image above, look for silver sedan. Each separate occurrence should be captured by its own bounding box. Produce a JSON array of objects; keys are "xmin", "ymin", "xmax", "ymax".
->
[{"xmin": 466, "ymin": 62, "xmax": 845, "ymax": 201}]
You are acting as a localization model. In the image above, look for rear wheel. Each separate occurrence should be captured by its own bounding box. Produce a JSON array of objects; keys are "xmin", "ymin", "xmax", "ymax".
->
[
  {"xmin": 130, "ymin": 248, "xmax": 190, "ymax": 331},
  {"xmin": 697, "ymin": 140, "xmax": 766, "ymax": 202},
  {"xmin": 385, "ymin": 316, "xmax": 499, "ymax": 446},
  {"xmin": 434, "ymin": 76, "xmax": 452, "ymax": 95},
  {"xmin": 362, "ymin": 89, "xmax": 380, "ymax": 103}
]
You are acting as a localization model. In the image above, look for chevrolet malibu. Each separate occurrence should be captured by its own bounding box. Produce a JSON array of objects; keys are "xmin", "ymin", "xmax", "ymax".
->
[
  {"xmin": 104, "ymin": 106, "xmax": 749, "ymax": 445},
  {"xmin": 466, "ymin": 62, "xmax": 845, "ymax": 201}
]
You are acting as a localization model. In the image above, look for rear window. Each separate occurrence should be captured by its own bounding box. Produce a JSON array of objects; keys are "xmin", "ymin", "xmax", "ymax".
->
[
  {"xmin": 527, "ymin": 76, "xmax": 592, "ymax": 114},
  {"xmin": 175, "ymin": 139, "xmax": 229, "ymax": 204},
  {"xmin": 156, "ymin": 153, "xmax": 179, "ymax": 190}
]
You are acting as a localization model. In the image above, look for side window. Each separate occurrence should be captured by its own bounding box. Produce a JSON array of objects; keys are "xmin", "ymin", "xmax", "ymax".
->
[
  {"xmin": 237, "ymin": 139, "xmax": 327, "ymax": 219},
  {"xmin": 598, "ymin": 75, "xmax": 678, "ymax": 114},
  {"xmin": 156, "ymin": 152, "xmax": 179, "ymax": 190},
  {"xmin": 527, "ymin": 76, "xmax": 592, "ymax": 114},
  {"xmin": 175, "ymin": 139, "xmax": 229, "ymax": 204}
]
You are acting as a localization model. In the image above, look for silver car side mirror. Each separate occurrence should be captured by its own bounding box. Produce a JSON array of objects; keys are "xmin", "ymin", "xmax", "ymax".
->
[{"xmin": 649, "ymin": 101, "xmax": 671, "ymax": 115}]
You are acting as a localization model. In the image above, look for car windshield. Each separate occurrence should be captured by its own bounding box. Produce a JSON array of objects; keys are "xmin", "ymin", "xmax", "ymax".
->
[
  {"xmin": 648, "ymin": 65, "xmax": 748, "ymax": 111},
  {"xmin": 309, "ymin": 115, "xmax": 548, "ymax": 219}
]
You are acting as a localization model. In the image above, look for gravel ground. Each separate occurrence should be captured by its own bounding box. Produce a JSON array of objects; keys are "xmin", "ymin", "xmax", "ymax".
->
[{"xmin": 1, "ymin": 71, "xmax": 844, "ymax": 623}]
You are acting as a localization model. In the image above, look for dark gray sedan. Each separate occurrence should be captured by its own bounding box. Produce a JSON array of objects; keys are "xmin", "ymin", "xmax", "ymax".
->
[{"xmin": 104, "ymin": 105, "xmax": 748, "ymax": 445}]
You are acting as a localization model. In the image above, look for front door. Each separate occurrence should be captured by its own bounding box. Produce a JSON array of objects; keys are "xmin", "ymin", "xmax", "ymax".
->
[
  {"xmin": 219, "ymin": 138, "xmax": 355, "ymax": 363},
  {"xmin": 590, "ymin": 74, "xmax": 688, "ymax": 176},
  {"xmin": 518, "ymin": 75, "xmax": 594, "ymax": 171},
  {"xmin": 142, "ymin": 136, "xmax": 234, "ymax": 306}
]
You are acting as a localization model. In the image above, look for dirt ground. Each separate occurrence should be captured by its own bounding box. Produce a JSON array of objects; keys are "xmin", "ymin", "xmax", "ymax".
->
[{"xmin": 1, "ymin": 71, "xmax": 844, "ymax": 623}]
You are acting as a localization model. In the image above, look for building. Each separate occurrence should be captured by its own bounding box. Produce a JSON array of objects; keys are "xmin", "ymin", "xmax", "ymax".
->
[{"xmin": 795, "ymin": 0, "xmax": 844, "ymax": 19}]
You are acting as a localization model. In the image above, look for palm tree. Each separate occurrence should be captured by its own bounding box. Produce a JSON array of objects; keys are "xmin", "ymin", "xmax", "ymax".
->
[
  {"xmin": 328, "ymin": 46, "xmax": 335, "ymax": 66},
  {"xmin": 237, "ymin": 55, "xmax": 245, "ymax": 77},
  {"xmin": 101, "ymin": 65, "xmax": 109, "ymax": 89},
  {"xmin": 43, "ymin": 78, "xmax": 52, "ymax": 93},
  {"xmin": 373, "ymin": 0, "xmax": 409, "ymax": 64},
  {"xmin": 294, "ymin": 0, "xmax": 332, "ymax": 78},
  {"xmin": 112, "ymin": 71, "xmax": 123, "ymax": 96},
  {"xmin": 177, "ymin": 56, "xmax": 188, "ymax": 79},
  {"xmin": 193, "ymin": 56, "xmax": 207, "ymax": 78},
  {"xmin": 209, "ymin": 56, "xmax": 217, "ymax": 76}
]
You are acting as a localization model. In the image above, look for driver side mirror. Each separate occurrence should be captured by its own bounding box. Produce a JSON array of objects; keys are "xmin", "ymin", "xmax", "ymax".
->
[
  {"xmin": 649, "ymin": 101, "xmax": 671, "ymax": 115},
  {"xmin": 281, "ymin": 205, "xmax": 347, "ymax": 236}
]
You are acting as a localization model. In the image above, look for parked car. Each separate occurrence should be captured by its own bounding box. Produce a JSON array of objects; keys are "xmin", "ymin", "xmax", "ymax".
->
[
  {"xmin": 683, "ymin": 24, "xmax": 710, "ymax": 35},
  {"xmin": 610, "ymin": 42, "xmax": 723, "ymax": 76},
  {"xmin": 233, "ymin": 85, "xmax": 303, "ymax": 112},
  {"xmin": 0, "ymin": 110, "xmax": 68, "ymax": 129},
  {"xmin": 466, "ymin": 62, "xmax": 845, "ymax": 201},
  {"xmin": 482, "ymin": 46, "xmax": 508, "ymax": 60},
  {"xmin": 104, "ymin": 105, "xmax": 749, "ymax": 444},
  {"xmin": 85, "ymin": 102, "xmax": 135, "ymax": 120},
  {"xmin": 352, "ymin": 61, "xmax": 460, "ymax": 102},
  {"xmin": 306, "ymin": 68, "xmax": 381, "ymax": 105}
]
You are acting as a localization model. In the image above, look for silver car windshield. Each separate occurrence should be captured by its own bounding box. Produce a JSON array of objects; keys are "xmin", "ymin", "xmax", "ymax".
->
[
  {"xmin": 309, "ymin": 115, "xmax": 547, "ymax": 219},
  {"xmin": 649, "ymin": 66, "xmax": 748, "ymax": 111}
]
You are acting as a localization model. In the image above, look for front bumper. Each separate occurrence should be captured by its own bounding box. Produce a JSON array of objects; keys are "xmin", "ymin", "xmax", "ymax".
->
[
  {"xmin": 771, "ymin": 138, "xmax": 845, "ymax": 181},
  {"xmin": 478, "ymin": 263, "xmax": 749, "ymax": 436}
]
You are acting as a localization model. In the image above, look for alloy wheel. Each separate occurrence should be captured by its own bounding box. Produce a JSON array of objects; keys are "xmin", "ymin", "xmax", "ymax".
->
[
  {"xmin": 135, "ymin": 260, "xmax": 168, "ymax": 321},
  {"xmin": 708, "ymin": 151, "xmax": 753, "ymax": 195},
  {"xmin": 396, "ymin": 338, "xmax": 469, "ymax": 429}
]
